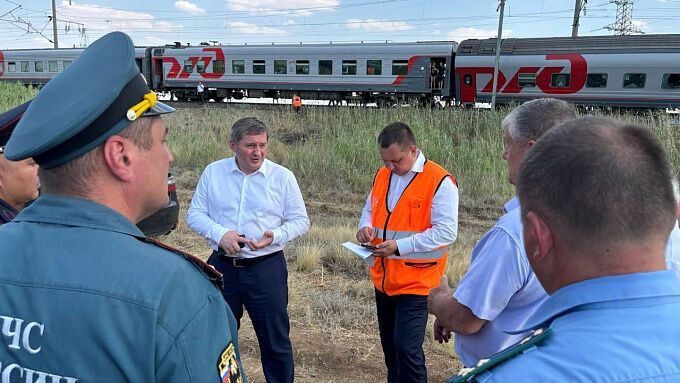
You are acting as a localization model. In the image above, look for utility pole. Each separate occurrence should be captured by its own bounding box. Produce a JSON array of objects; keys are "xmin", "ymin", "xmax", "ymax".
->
[
  {"xmin": 490, "ymin": 0, "xmax": 505, "ymax": 110},
  {"xmin": 572, "ymin": 0, "xmax": 587, "ymax": 37},
  {"xmin": 51, "ymin": 0, "xmax": 58, "ymax": 48}
]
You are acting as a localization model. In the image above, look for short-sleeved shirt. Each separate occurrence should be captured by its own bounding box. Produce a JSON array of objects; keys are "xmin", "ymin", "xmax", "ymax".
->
[
  {"xmin": 453, "ymin": 197, "xmax": 548, "ymax": 367},
  {"xmin": 475, "ymin": 271, "xmax": 680, "ymax": 382},
  {"xmin": 666, "ymin": 221, "xmax": 680, "ymax": 278},
  {"xmin": 0, "ymin": 195, "xmax": 245, "ymax": 382}
]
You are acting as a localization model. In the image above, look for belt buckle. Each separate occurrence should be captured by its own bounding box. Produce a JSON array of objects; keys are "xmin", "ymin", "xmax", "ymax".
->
[{"xmin": 232, "ymin": 257, "xmax": 244, "ymax": 268}]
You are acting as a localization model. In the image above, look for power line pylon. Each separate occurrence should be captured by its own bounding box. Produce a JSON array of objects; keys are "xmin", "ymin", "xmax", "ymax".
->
[{"xmin": 605, "ymin": 0, "xmax": 641, "ymax": 35}]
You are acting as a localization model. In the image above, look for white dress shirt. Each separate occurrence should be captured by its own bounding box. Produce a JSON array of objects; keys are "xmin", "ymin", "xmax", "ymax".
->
[
  {"xmin": 359, "ymin": 151, "xmax": 458, "ymax": 255},
  {"xmin": 187, "ymin": 157, "xmax": 310, "ymax": 258}
]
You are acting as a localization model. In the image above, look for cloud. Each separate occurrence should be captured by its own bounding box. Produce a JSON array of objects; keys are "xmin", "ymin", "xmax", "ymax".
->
[
  {"xmin": 446, "ymin": 27, "xmax": 513, "ymax": 40},
  {"xmin": 345, "ymin": 19, "xmax": 413, "ymax": 32},
  {"xmin": 631, "ymin": 19, "xmax": 648, "ymax": 33},
  {"xmin": 175, "ymin": 1, "xmax": 206, "ymax": 14},
  {"xmin": 225, "ymin": 0, "xmax": 338, "ymax": 15},
  {"xmin": 57, "ymin": 2, "xmax": 181, "ymax": 42},
  {"xmin": 227, "ymin": 21, "xmax": 288, "ymax": 35}
]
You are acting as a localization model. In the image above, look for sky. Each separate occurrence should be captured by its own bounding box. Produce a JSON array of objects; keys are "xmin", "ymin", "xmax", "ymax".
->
[{"xmin": 0, "ymin": 0, "xmax": 679, "ymax": 49}]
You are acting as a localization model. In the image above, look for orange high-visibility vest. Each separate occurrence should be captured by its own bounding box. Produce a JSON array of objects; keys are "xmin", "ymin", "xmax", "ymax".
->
[
  {"xmin": 370, "ymin": 160, "xmax": 456, "ymax": 296},
  {"xmin": 292, "ymin": 96, "xmax": 302, "ymax": 107}
]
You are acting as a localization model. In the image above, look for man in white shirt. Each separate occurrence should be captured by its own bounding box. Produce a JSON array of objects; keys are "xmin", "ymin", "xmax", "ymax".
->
[
  {"xmin": 188, "ymin": 117, "xmax": 310, "ymax": 383},
  {"xmin": 197, "ymin": 81, "xmax": 205, "ymax": 104},
  {"xmin": 356, "ymin": 122, "xmax": 458, "ymax": 383},
  {"xmin": 428, "ymin": 98, "xmax": 576, "ymax": 368}
]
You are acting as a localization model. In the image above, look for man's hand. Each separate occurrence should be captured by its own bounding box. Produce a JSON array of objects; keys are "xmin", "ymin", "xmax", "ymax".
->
[
  {"xmin": 433, "ymin": 318, "xmax": 452, "ymax": 343},
  {"xmin": 355, "ymin": 226, "xmax": 375, "ymax": 243},
  {"xmin": 247, "ymin": 231, "xmax": 274, "ymax": 250},
  {"xmin": 219, "ymin": 231, "xmax": 248, "ymax": 255},
  {"xmin": 428, "ymin": 275, "xmax": 454, "ymax": 317},
  {"xmin": 372, "ymin": 240, "xmax": 398, "ymax": 257}
]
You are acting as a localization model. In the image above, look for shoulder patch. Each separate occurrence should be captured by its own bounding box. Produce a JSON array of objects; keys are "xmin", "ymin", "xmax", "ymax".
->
[
  {"xmin": 446, "ymin": 327, "xmax": 552, "ymax": 383},
  {"xmin": 138, "ymin": 237, "xmax": 224, "ymax": 290},
  {"xmin": 218, "ymin": 341, "xmax": 244, "ymax": 383}
]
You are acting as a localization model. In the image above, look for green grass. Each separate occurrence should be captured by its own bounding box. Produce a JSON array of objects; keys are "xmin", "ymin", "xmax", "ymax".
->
[{"xmin": 0, "ymin": 82, "xmax": 37, "ymax": 112}]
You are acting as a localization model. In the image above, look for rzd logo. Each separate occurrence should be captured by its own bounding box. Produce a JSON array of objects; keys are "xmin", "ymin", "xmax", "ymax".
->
[{"xmin": 163, "ymin": 47, "xmax": 225, "ymax": 79}]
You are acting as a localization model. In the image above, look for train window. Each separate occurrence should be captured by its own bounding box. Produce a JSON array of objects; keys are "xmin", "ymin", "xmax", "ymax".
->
[
  {"xmin": 21, "ymin": 61, "xmax": 30, "ymax": 72},
  {"xmin": 253, "ymin": 60, "xmax": 266, "ymax": 74},
  {"xmin": 232, "ymin": 60, "xmax": 245, "ymax": 74},
  {"xmin": 586, "ymin": 73, "xmax": 608, "ymax": 88},
  {"xmin": 662, "ymin": 73, "xmax": 680, "ymax": 89},
  {"xmin": 318, "ymin": 60, "xmax": 332, "ymax": 75},
  {"xmin": 342, "ymin": 60, "xmax": 357, "ymax": 75},
  {"xmin": 213, "ymin": 60, "xmax": 225, "ymax": 74},
  {"xmin": 367, "ymin": 60, "xmax": 382, "ymax": 76},
  {"xmin": 274, "ymin": 60, "xmax": 287, "ymax": 74},
  {"xmin": 296, "ymin": 60, "xmax": 309, "ymax": 75},
  {"xmin": 183, "ymin": 60, "xmax": 194, "ymax": 73},
  {"xmin": 464, "ymin": 74, "xmax": 472, "ymax": 86},
  {"xmin": 196, "ymin": 61, "xmax": 206, "ymax": 74},
  {"xmin": 63, "ymin": 61, "xmax": 72, "ymax": 70},
  {"xmin": 49, "ymin": 61, "xmax": 58, "ymax": 72},
  {"xmin": 7, "ymin": 62, "xmax": 15, "ymax": 72},
  {"xmin": 392, "ymin": 60, "xmax": 408, "ymax": 75},
  {"xmin": 623, "ymin": 73, "xmax": 646, "ymax": 89},
  {"xmin": 518, "ymin": 73, "xmax": 536, "ymax": 87},
  {"xmin": 34, "ymin": 61, "xmax": 43, "ymax": 72},
  {"xmin": 551, "ymin": 73, "xmax": 570, "ymax": 88}
]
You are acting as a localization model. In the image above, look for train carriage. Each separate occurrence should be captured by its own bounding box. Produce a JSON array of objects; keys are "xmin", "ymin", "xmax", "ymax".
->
[
  {"xmin": 153, "ymin": 42, "xmax": 457, "ymax": 106},
  {"xmin": 455, "ymin": 34, "xmax": 680, "ymax": 108}
]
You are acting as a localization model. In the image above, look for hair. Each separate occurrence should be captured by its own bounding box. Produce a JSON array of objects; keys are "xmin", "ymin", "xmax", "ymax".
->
[
  {"xmin": 231, "ymin": 117, "xmax": 268, "ymax": 142},
  {"xmin": 39, "ymin": 116, "xmax": 155, "ymax": 196},
  {"xmin": 517, "ymin": 116, "xmax": 677, "ymax": 251},
  {"xmin": 377, "ymin": 122, "xmax": 416, "ymax": 149},
  {"xmin": 503, "ymin": 98, "xmax": 577, "ymax": 143}
]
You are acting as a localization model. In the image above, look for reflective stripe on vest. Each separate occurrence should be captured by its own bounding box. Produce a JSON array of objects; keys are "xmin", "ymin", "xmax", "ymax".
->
[{"xmin": 373, "ymin": 228, "xmax": 447, "ymax": 260}]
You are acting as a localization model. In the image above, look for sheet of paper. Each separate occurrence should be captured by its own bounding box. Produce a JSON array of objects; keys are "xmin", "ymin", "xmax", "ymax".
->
[{"xmin": 341, "ymin": 242, "xmax": 375, "ymax": 266}]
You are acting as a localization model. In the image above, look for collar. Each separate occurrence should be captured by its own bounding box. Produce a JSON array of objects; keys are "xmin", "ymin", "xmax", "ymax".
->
[
  {"xmin": 411, "ymin": 150, "xmax": 426, "ymax": 173},
  {"xmin": 504, "ymin": 196, "xmax": 520, "ymax": 213},
  {"xmin": 228, "ymin": 156, "xmax": 268, "ymax": 177},
  {"xmin": 0, "ymin": 198, "xmax": 19, "ymax": 222},
  {"xmin": 12, "ymin": 195, "xmax": 145, "ymax": 237},
  {"xmin": 510, "ymin": 271, "xmax": 680, "ymax": 334}
]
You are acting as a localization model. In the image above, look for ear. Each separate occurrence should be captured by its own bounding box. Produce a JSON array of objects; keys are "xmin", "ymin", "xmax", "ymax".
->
[
  {"xmin": 526, "ymin": 139, "xmax": 537, "ymax": 148},
  {"xmin": 409, "ymin": 145, "xmax": 417, "ymax": 155},
  {"xmin": 102, "ymin": 135, "xmax": 134, "ymax": 182},
  {"xmin": 229, "ymin": 140, "xmax": 236, "ymax": 152},
  {"xmin": 524, "ymin": 211, "xmax": 554, "ymax": 263}
]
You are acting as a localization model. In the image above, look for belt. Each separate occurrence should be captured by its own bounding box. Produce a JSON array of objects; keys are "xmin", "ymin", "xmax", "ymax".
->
[{"xmin": 212, "ymin": 250, "xmax": 282, "ymax": 268}]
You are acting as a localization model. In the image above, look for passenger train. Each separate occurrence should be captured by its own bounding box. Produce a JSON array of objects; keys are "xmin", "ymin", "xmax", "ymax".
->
[{"xmin": 1, "ymin": 34, "xmax": 679, "ymax": 108}]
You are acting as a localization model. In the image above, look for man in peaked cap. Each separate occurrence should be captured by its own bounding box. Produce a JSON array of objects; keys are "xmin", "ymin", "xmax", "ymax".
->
[
  {"xmin": 0, "ymin": 100, "xmax": 40, "ymax": 225},
  {"xmin": 0, "ymin": 32, "xmax": 246, "ymax": 382}
]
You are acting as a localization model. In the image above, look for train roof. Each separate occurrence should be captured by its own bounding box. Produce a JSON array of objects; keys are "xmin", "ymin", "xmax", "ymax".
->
[{"xmin": 457, "ymin": 34, "xmax": 680, "ymax": 55}]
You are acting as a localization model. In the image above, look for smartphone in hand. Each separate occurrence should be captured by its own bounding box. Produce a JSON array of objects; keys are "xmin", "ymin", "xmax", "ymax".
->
[{"xmin": 360, "ymin": 243, "xmax": 379, "ymax": 251}]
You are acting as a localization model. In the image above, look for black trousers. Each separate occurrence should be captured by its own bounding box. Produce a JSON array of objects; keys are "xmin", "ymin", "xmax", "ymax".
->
[
  {"xmin": 209, "ymin": 251, "xmax": 294, "ymax": 383},
  {"xmin": 375, "ymin": 289, "xmax": 429, "ymax": 383}
]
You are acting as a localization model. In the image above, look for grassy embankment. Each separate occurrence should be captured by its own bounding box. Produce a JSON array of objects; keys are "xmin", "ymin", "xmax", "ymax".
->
[{"xmin": 2, "ymin": 82, "xmax": 679, "ymax": 382}]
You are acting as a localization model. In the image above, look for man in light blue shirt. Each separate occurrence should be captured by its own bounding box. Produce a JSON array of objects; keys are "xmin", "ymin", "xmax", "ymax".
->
[
  {"xmin": 188, "ymin": 117, "xmax": 310, "ymax": 383},
  {"xmin": 428, "ymin": 98, "xmax": 576, "ymax": 367},
  {"xmin": 460, "ymin": 116, "xmax": 680, "ymax": 382}
]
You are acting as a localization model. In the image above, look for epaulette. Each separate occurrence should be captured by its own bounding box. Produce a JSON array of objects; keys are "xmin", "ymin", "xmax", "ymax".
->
[
  {"xmin": 138, "ymin": 237, "xmax": 224, "ymax": 290},
  {"xmin": 446, "ymin": 327, "xmax": 552, "ymax": 383}
]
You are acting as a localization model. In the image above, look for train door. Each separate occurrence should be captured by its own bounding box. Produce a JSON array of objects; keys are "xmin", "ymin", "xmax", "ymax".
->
[
  {"xmin": 429, "ymin": 57, "xmax": 446, "ymax": 90},
  {"xmin": 152, "ymin": 48, "xmax": 165, "ymax": 90},
  {"xmin": 456, "ymin": 68, "xmax": 477, "ymax": 105}
]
